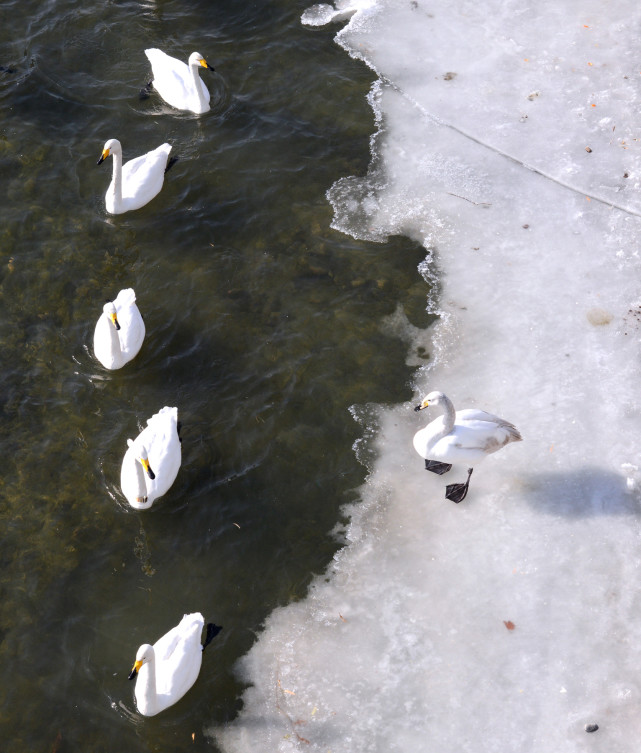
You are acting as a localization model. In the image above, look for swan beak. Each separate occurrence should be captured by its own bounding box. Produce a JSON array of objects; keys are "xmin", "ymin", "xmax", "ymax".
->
[
  {"xmin": 128, "ymin": 659, "xmax": 143, "ymax": 680},
  {"xmin": 97, "ymin": 148, "xmax": 109, "ymax": 165},
  {"xmin": 110, "ymin": 312, "xmax": 121, "ymax": 331},
  {"xmin": 140, "ymin": 457, "xmax": 156, "ymax": 481},
  {"xmin": 414, "ymin": 399, "xmax": 429, "ymax": 412},
  {"xmin": 200, "ymin": 58, "xmax": 215, "ymax": 72}
]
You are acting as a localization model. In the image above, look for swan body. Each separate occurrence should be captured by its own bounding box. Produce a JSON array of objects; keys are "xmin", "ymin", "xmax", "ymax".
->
[
  {"xmin": 414, "ymin": 391, "xmax": 521, "ymax": 502},
  {"xmin": 97, "ymin": 138, "xmax": 171, "ymax": 214},
  {"xmin": 128, "ymin": 613, "xmax": 208, "ymax": 716},
  {"xmin": 145, "ymin": 49, "xmax": 213, "ymax": 114},
  {"xmin": 93, "ymin": 288, "xmax": 145, "ymax": 369},
  {"xmin": 120, "ymin": 406, "xmax": 181, "ymax": 509}
]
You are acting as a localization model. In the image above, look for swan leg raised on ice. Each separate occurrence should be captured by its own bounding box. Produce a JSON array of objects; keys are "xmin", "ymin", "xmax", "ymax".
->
[
  {"xmin": 413, "ymin": 391, "xmax": 521, "ymax": 503},
  {"xmin": 424, "ymin": 459, "xmax": 452, "ymax": 475},
  {"xmin": 445, "ymin": 468, "xmax": 474, "ymax": 504}
]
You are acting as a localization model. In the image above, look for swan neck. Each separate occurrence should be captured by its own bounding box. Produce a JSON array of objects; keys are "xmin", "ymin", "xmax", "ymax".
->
[
  {"xmin": 439, "ymin": 395, "xmax": 456, "ymax": 434},
  {"xmin": 189, "ymin": 61, "xmax": 208, "ymax": 109},
  {"xmin": 138, "ymin": 649, "xmax": 158, "ymax": 714},
  {"xmin": 134, "ymin": 453, "xmax": 148, "ymax": 502},
  {"xmin": 111, "ymin": 148, "xmax": 122, "ymax": 209},
  {"xmin": 106, "ymin": 315, "xmax": 122, "ymax": 360}
]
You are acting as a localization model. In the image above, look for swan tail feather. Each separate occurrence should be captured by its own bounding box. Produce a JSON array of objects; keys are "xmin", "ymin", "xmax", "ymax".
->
[{"xmin": 114, "ymin": 288, "xmax": 136, "ymax": 308}]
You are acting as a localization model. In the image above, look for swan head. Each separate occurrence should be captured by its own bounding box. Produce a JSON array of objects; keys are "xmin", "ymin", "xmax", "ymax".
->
[
  {"xmin": 102, "ymin": 300, "xmax": 120, "ymax": 330},
  {"xmin": 136, "ymin": 446, "xmax": 156, "ymax": 480},
  {"xmin": 97, "ymin": 138, "xmax": 122, "ymax": 165},
  {"xmin": 414, "ymin": 391, "xmax": 446, "ymax": 412},
  {"xmin": 128, "ymin": 643, "xmax": 154, "ymax": 680},
  {"xmin": 189, "ymin": 51, "xmax": 214, "ymax": 71}
]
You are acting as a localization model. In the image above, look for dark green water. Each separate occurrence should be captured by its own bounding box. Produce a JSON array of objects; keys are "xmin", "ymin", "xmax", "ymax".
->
[{"xmin": 0, "ymin": 0, "xmax": 431, "ymax": 749}]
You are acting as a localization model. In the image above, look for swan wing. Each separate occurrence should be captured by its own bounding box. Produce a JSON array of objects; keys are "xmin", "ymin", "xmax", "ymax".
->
[
  {"xmin": 113, "ymin": 288, "xmax": 145, "ymax": 361},
  {"xmin": 455, "ymin": 410, "xmax": 522, "ymax": 444},
  {"xmin": 448, "ymin": 421, "xmax": 522, "ymax": 455},
  {"xmin": 455, "ymin": 408, "xmax": 504, "ymax": 423},
  {"xmin": 428, "ymin": 430, "xmax": 496, "ymax": 465},
  {"xmin": 153, "ymin": 613, "xmax": 204, "ymax": 700},
  {"xmin": 416, "ymin": 409, "xmax": 521, "ymax": 465},
  {"xmin": 122, "ymin": 144, "xmax": 171, "ymax": 183},
  {"xmin": 143, "ymin": 407, "xmax": 182, "ymax": 500},
  {"xmin": 145, "ymin": 48, "xmax": 207, "ymax": 110},
  {"xmin": 120, "ymin": 144, "xmax": 171, "ymax": 209},
  {"xmin": 145, "ymin": 48, "xmax": 186, "ymax": 79}
]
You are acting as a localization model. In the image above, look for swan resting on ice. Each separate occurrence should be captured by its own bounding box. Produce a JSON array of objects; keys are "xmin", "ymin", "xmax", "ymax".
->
[
  {"xmin": 128, "ymin": 612, "xmax": 222, "ymax": 716},
  {"xmin": 413, "ymin": 391, "xmax": 522, "ymax": 503},
  {"xmin": 93, "ymin": 288, "xmax": 145, "ymax": 369},
  {"xmin": 144, "ymin": 49, "xmax": 214, "ymax": 114},
  {"xmin": 120, "ymin": 406, "xmax": 182, "ymax": 509},
  {"xmin": 97, "ymin": 138, "xmax": 172, "ymax": 214}
]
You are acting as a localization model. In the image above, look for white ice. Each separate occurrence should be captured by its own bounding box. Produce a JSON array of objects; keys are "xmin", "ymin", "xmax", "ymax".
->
[
  {"xmin": 301, "ymin": 0, "xmax": 376, "ymax": 27},
  {"xmin": 213, "ymin": 1, "xmax": 641, "ymax": 751}
]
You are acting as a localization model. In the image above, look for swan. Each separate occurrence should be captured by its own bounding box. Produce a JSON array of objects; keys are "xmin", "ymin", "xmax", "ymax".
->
[
  {"xmin": 144, "ymin": 49, "xmax": 214, "ymax": 114},
  {"xmin": 128, "ymin": 613, "xmax": 222, "ymax": 716},
  {"xmin": 93, "ymin": 288, "xmax": 145, "ymax": 370},
  {"xmin": 120, "ymin": 406, "xmax": 181, "ymax": 509},
  {"xmin": 97, "ymin": 138, "xmax": 171, "ymax": 214},
  {"xmin": 413, "ymin": 391, "xmax": 522, "ymax": 503}
]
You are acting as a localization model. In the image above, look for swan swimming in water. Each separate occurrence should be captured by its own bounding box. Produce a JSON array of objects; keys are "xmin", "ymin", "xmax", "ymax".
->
[
  {"xmin": 144, "ymin": 49, "xmax": 214, "ymax": 114},
  {"xmin": 120, "ymin": 406, "xmax": 181, "ymax": 509},
  {"xmin": 413, "ymin": 391, "xmax": 522, "ymax": 503},
  {"xmin": 97, "ymin": 138, "xmax": 172, "ymax": 214},
  {"xmin": 93, "ymin": 288, "xmax": 145, "ymax": 370},
  {"xmin": 128, "ymin": 612, "xmax": 222, "ymax": 716}
]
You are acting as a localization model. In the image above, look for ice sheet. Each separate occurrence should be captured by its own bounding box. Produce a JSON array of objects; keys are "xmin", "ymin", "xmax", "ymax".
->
[{"xmin": 213, "ymin": 2, "xmax": 641, "ymax": 750}]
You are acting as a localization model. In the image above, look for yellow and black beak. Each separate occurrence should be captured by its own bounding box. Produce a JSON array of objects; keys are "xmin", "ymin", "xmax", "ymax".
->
[
  {"xmin": 140, "ymin": 456, "xmax": 155, "ymax": 481},
  {"xmin": 128, "ymin": 659, "xmax": 143, "ymax": 680},
  {"xmin": 414, "ymin": 399, "xmax": 429, "ymax": 412},
  {"xmin": 200, "ymin": 58, "xmax": 214, "ymax": 72},
  {"xmin": 97, "ymin": 148, "xmax": 110, "ymax": 165},
  {"xmin": 110, "ymin": 311, "xmax": 121, "ymax": 331}
]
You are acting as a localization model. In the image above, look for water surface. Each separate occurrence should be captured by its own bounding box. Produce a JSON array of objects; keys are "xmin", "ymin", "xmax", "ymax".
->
[{"xmin": 0, "ymin": 1, "xmax": 431, "ymax": 750}]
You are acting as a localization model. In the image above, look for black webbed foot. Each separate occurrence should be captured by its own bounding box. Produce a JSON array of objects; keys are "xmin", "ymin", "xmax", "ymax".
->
[
  {"xmin": 203, "ymin": 623, "xmax": 223, "ymax": 650},
  {"xmin": 425, "ymin": 459, "xmax": 452, "ymax": 475},
  {"xmin": 139, "ymin": 81, "xmax": 153, "ymax": 100},
  {"xmin": 165, "ymin": 155, "xmax": 179, "ymax": 174},
  {"xmin": 445, "ymin": 468, "xmax": 473, "ymax": 503}
]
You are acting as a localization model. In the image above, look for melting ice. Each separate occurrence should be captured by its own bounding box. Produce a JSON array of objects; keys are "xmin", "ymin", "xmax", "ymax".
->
[{"xmin": 214, "ymin": 1, "xmax": 641, "ymax": 751}]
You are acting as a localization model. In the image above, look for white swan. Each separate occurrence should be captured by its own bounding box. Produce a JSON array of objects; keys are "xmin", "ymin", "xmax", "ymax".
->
[
  {"xmin": 97, "ymin": 138, "xmax": 171, "ymax": 214},
  {"xmin": 144, "ymin": 49, "xmax": 214, "ymax": 114},
  {"xmin": 413, "ymin": 391, "xmax": 522, "ymax": 503},
  {"xmin": 128, "ymin": 613, "xmax": 222, "ymax": 716},
  {"xmin": 120, "ymin": 406, "xmax": 181, "ymax": 509},
  {"xmin": 93, "ymin": 288, "xmax": 145, "ymax": 370}
]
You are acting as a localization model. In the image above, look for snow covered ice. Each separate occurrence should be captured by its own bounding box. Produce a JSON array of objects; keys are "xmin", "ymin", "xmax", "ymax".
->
[{"xmin": 213, "ymin": 1, "xmax": 641, "ymax": 751}]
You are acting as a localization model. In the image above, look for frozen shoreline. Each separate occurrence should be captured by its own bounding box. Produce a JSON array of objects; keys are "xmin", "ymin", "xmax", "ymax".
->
[{"xmin": 214, "ymin": 2, "xmax": 641, "ymax": 750}]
